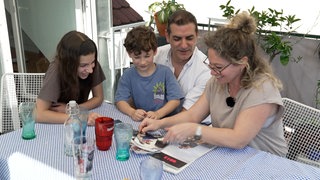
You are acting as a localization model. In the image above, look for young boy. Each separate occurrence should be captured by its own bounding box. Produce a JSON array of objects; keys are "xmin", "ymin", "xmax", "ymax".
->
[{"xmin": 115, "ymin": 26, "xmax": 184, "ymax": 121}]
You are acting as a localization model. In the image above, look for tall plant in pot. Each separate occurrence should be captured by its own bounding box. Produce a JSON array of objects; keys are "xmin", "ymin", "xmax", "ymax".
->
[
  {"xmin": 219, "ymin": 0, "xmax": 301, "ymax": 65},
  {"xmin": 148, "ymin": 0, "xmax": 185, "ymax": 36}
]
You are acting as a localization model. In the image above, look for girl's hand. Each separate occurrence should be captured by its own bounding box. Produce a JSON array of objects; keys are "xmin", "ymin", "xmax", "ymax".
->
[{"xmin": 88, "ymin": 112, "xmax": 101, "ymax": 126}]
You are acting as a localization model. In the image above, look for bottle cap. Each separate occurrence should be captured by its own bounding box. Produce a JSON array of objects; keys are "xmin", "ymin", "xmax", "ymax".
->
[
  {"xmin": 66, "ymin": 100, "xmax": 79, "ymax": 114},
  {"xmin": 69, "ymin": 100, "xmax": 76, "ymax": 107}
]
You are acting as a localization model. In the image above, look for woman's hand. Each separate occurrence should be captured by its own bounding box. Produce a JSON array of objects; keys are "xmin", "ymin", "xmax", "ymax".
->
[
  {"xmin": 138, "ymin": 117, "xmax": 162, "ymax": 133},
  {"xmin": 163, "ymin": 123, "xmax": 197, "ymax": 144},
  {"xmin": 88, "ymin": 112, "xmax": 101, "ymax": 126}
]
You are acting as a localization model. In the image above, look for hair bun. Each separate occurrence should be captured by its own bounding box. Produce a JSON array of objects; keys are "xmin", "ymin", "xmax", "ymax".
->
[{"xmin": 227, "ymin": 11, "xmax": 256, "ymax": 34}]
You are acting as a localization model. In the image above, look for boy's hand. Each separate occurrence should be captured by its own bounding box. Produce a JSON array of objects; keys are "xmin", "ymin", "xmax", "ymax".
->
[{"xmin": 130, "ymin": 109, "xmax": 147, "ymax": 121}]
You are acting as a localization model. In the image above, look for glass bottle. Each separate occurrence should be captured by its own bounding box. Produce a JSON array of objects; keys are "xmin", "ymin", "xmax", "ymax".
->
[{"xmin": 64, "ymin": 100, "xmax": 82, "ymax": 156}]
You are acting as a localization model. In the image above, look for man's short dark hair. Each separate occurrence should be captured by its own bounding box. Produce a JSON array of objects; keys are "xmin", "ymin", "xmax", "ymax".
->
[{"xmin": 166, "ymin": 10, "xmax": 198, "ymax": 35}]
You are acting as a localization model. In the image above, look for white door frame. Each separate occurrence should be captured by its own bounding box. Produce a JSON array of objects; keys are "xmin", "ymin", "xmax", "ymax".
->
[{"xmin": 0, "ymin": 0, "xmax": 14, "ymax": 74}]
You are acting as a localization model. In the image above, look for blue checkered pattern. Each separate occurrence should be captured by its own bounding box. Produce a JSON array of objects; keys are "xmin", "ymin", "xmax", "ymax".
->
[{"xmin": 0, "ymin": 102, "xmax": 319, "ymax": 179}]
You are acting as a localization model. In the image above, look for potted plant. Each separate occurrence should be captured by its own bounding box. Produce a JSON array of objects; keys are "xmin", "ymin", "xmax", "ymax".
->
[
  {"xmin": 219, "ymin": 0, "xmax": 301, "ymax": 65},
  {"xmin": 148, "ymin": 0, "xmax": 185, "ymax": 36}
]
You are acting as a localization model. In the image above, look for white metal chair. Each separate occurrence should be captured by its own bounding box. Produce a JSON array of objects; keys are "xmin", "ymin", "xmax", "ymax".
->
[
  {"xmin": 0, "ymin": 73, "xmax": 45, "ymax": 134},
  {"xmin": 282, "ymin": 97, "xmax": 320, "ymax": 168}
]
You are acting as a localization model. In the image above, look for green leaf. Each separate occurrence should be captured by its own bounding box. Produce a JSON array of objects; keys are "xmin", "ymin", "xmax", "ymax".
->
[{"xmin": 280, "ymin": 54, "xmax": 289, "ymax": 65}]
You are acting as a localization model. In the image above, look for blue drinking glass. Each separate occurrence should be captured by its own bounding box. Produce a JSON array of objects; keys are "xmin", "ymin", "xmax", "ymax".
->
[
  {"xmin": 114, "ymin": 123, "xmax": 133, "ymax": 161},
  {"xmin": 19, "ymin": 102, "xmax": 36, "ymax": 140}
]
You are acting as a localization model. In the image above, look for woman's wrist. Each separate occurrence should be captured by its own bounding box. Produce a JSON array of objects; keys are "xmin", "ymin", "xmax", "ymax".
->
[{"xmin": 194, "ymin": 125, "xmax": 202, "ymax": 140}]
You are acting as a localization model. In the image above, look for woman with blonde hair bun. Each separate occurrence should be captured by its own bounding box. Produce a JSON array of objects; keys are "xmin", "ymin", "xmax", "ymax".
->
[{"xmin": 139, "ymin": 11, "xmax": 288, "ymax": 156}]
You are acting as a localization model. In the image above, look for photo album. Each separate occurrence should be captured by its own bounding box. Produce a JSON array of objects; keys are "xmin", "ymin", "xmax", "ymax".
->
[{"xmin": 131, "ymin": 129, "xmax": 217, "ymax": 174}]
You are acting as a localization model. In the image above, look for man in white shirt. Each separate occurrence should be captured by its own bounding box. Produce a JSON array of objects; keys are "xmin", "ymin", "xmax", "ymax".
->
[{"xmin": 154, "ymin": 10, "xmax": 211, "ymax": 124}]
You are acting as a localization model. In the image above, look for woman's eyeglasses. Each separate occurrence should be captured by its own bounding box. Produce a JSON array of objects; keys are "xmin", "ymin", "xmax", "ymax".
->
[{"xmin": 203, "ymin": 58, "xmax": 232, "ymax": 75}]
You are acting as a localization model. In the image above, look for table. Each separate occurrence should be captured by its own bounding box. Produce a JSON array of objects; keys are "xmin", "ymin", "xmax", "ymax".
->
[{"xmin": 1, "ymin": 102, "xmax": 320, "ymax": 180}]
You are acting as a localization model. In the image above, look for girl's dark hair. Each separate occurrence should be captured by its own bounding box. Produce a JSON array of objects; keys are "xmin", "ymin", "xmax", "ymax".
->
[{"xmin": 55, "ymin": 30, "xmax": 97, "ymax": 102}]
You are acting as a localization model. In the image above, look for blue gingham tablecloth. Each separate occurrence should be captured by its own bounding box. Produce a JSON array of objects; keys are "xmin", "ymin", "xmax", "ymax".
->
[{"xmin": 0, "ymin": 102, "xmax": 320, "ymax": 180}]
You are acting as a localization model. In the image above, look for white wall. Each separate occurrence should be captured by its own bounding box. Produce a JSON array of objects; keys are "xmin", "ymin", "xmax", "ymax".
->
[
  {"xmin": 126, "ymin": 0, "xmax": 320, "ymax": 35},
  {"xmin": 16, "ymin": 0, "xmax": 77, "ymax": 60},
  {"xmin": 272, "ymin": 37, "xmax": 320, "ymax": 108},
  {"xmin": 0, "ymin": 0, "xmax": 13, "ymax": 74}
]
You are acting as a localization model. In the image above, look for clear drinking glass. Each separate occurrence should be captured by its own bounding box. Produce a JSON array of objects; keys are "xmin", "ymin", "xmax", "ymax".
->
[
  {"xmin": 72, "ymin": 136, "xmax": 95, "ymax": 180},
  {"xmin": 140, "ymin": 157, "xmax": 163, "ymax": 180}
]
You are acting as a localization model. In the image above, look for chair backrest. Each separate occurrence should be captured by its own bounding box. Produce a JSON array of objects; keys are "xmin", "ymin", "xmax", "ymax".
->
[
  {"xmin": 0, "ymin": 73, "xmax": 45, "ymax": 134},
  {"xmin": 282, "ymin": 97, "xmax": 320, "ymax": 168}
]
